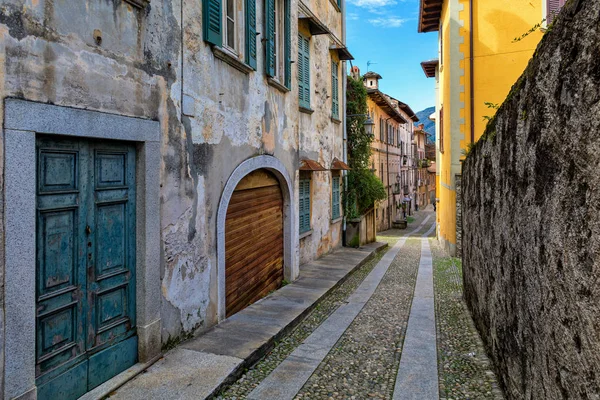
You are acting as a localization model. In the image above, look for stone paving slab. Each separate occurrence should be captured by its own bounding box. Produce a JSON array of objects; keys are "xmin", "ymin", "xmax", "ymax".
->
[
  {"xmin": 109, "ymin": 241, "xmax": 387, "ymax": 400},
  {"xmin": 109, "ymin": 349, "xmax": 241, "ymax": 400},
  {"xmin": 393, "ymin": 238, "xmax": 439, "ymax": 400}
]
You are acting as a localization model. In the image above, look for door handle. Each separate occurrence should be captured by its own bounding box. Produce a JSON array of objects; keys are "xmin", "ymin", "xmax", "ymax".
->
[{"xmin": 86, "ymin": 225, "xmax": 92, "ymax": 235}]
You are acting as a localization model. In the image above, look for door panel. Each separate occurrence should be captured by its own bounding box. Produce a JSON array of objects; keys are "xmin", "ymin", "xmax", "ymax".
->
[
  {"xmin": 36, "ymin": 137, "xmax": 137, "ymax": 400},
  {"xmin": 36, "ymin": 139, "xmax": 88, "ymax": 379},
  {"xmin": 88, "ymin": 146, "xmax": 136, "ymax": 351}
]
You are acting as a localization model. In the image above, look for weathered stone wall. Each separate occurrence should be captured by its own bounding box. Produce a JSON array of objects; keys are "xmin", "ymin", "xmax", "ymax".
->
[
  {"xmin": 461, "ymin": 1, "xmax": 600, "ymax": 398},
  {"xmin": 0, "ymin": 0, "xmax": 345, "ymax": 352}
]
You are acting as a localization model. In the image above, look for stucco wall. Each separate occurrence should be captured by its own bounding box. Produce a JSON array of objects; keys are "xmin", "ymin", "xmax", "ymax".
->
[
  {"xmin": 0, "ymin": 0, "xmax": 344, "ymax": 352},
  {"xmin": 297, "ymin": 19, "xmax": 344, "ymax": 265},
  {"xmin": 462, "ymin": 1, "xmax": 600, "ymax": 398}
]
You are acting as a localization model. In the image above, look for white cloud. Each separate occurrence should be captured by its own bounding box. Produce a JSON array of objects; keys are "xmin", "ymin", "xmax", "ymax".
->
[
  {"xmin": 368, "ymin": 16, "xmax": 407, "ymax": 28},
  {"xmin": 348, "ymin": 0, "xmax": 397, "ymax": 8},
  {"xmin": 348, "ymin": 12, "xmax": 360, "ymax": 20}
]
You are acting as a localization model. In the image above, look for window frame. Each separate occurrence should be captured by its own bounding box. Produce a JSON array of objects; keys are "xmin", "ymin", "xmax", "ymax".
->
[{"xmin": 331, "ymin": 59, "xmax": 340, "ymax": 120}]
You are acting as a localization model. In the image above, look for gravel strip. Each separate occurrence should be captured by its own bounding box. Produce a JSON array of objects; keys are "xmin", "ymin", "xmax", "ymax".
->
[
  {"xmin": 294, "ymin": 238, "xmax": 422, "ymax": 400},
  {"xmin": 430, "ymin": 241, "xmax": 504, "ymax": 400},
  {"xmin": 216, "ymin": 245, "xmax": 399, "ymax": 399}
]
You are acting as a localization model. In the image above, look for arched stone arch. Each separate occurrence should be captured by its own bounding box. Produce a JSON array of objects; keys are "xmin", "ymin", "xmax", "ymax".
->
[{"xmin": 216, "ymin": 155, "xmax": 298, "ymax": 321}]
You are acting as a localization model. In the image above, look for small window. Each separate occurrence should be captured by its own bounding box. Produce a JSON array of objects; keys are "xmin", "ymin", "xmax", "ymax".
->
[
  {"xmin": 224, "ymin": 0, "xmax": 236, "ymax": 49},
  {"xmin": 299, "ymin": 178, "xmax": 311, "ymax": 233},
  {"xmin": 331, "ymin": 60, "xmax": 339, "ymax": 119},
  {"xmin": 332, "ymin": 176, "xmax": 341, "ymax": 219},
  {"xmin": 440, "ymin": 107, "xmax": 444, "ymax": 153}
]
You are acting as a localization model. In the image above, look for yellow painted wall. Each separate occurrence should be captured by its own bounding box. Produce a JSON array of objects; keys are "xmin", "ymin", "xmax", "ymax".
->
[
  {"xmin": 434, "ymin": 0, "xmax": 545, "ymax": 254},
  {"xmin": 470, "ymin": 0, "xmax": 544, "ymax": 141}
]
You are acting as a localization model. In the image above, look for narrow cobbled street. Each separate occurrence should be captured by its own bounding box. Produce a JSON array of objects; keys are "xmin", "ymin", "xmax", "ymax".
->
[{"xmin": 215, "ymin": 210, "xmax": 503, "ymax": 400}]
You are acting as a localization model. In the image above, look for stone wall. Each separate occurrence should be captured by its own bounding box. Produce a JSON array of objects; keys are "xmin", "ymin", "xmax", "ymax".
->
[{"xmin": 461, "ymin": 0, "xmax": 600, "ymax": 398}]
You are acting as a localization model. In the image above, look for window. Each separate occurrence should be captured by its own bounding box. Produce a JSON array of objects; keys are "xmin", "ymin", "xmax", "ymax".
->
[
  {"xmin": 224, "ymin": 0, "xmax": 236, "ymax": 49},
  {"xmin": 332, "ymin": 176, "xmax": 341, "ymax": 219},
  {"xmin": 379, "ymin": 118, "xmax": 384, "ymax": 141},
  {"xmin": 298, "ymin": 34, "xmax": 311, "ymax": 108},
  {"xmin": 546, "ymin": 0, "xmax": 566, "ymax": 23},
  {"xmin": 439, "ymin": 107, "xmax": 444, "ymax": 153},
  {"xmin": 331, "ymin": 60, "xmax": 339, "ymax": 120},
  {"xmin": 266, "ymin": 0, "xmax": 291, "ymax": 85},
  {"xmin": 299, "ymin": 178, "xmax": 311, "ymax": 233},
  {"xmin": 203, "ymin": 0, "xmax": 259, "ymax": 69},
  {"xmin": 380, "ymin": 162, "xmax": 384, "ymax": 182}
]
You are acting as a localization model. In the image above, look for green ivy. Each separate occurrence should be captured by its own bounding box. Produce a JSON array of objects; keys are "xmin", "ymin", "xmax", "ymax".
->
[{"xmin": 344, "ymin": 75, "xmax": 387, "ymax": 219}]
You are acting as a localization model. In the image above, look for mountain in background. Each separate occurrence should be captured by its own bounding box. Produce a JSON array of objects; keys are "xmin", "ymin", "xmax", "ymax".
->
[{"xmin": 414, "ymin": 106, "xmax": 435, "ymax": 141}]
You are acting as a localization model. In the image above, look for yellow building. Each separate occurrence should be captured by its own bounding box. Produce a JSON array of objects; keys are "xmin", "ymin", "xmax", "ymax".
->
[{"xmin": 418, "ymin": 0, "xmax": 565, "ymax": 255}]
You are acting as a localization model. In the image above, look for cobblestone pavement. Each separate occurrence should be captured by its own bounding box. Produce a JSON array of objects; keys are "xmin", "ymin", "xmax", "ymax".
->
[
  {"xmin": 430, "ymin": 242, "xmax": 504, "ymax": 400},
  {"xmin": 294, "ymin": 238, "xmax": 422, "ymax": 399},
  {"xmin": 216, "ymin": 212, "xmax": 503, "ymax": 400}
]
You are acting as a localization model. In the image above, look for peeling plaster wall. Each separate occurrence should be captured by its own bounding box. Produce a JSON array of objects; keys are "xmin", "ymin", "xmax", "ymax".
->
[
  {"xmin": 297, "ymin": 19, "xmax": 344, "ymax": 265},
  {"xmin": 0, "ymin": 0, "xmax": 344, "ymax": 355}
]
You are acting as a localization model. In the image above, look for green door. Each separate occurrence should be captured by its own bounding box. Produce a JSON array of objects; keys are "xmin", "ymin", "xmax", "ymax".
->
[{"xmin": 35, "ymin": 136, "xmax": 138, "ymax": 400}]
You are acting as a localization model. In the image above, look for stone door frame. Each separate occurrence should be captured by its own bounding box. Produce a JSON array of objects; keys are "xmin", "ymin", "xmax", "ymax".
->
[
  {"xmin": 3, "ymin": 99, "xmax": 161, "ymax": 400},
  {"xmin": 216, "ymin": 155, "xmax": 299, "ymax": 322}
]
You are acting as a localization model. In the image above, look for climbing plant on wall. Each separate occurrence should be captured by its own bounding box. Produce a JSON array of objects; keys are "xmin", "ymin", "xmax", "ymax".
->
[{"xmin": 345, "ymin": 75, "xmax": 387, "ymax": 219}]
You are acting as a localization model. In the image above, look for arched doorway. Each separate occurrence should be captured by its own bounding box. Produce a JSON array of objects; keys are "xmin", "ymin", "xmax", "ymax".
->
[{"xmin": 225, "ymin": 169, "xmax": 284, "ymax": 317}]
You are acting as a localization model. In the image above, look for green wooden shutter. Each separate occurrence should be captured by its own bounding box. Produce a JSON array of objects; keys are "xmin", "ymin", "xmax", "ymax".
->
[
  {"xmin": 203, "ymin": 0, "xmax": 222, "ymax": 46},
  {"xmin": 298, "ymin": 34, "xmax": 310, "ymax": 109},
  {"xmin": 284, "ymin": 0, "xmax": 291, "ymax": 88},
  {"xmin": 332, "ymin": 176, "xmax": 340, "ymax": 219},
  {"xmin": 299, "ymin": 179, "xmax": 311, "ymax": 233},
  {"xmin": 265, "ymin": 0, "xmax": 276, "ymax": 76},
  {"xmin": 246, "ymin": 0, "xmax": 257, "ymax": 69},
  {"xmin": 331, "ymin": 60, "xmax": 339, "ymax": 120}
]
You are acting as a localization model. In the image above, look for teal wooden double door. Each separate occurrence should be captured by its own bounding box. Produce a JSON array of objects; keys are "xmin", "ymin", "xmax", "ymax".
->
[{"xmin": 35, "ymin": 136, "xmax": 138, "ymax": 400}]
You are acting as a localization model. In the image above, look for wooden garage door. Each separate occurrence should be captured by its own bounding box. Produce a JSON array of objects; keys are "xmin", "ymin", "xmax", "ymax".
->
[{"xmin": 225, "ymin": 169, "xmax": 284, "ymax": 317}]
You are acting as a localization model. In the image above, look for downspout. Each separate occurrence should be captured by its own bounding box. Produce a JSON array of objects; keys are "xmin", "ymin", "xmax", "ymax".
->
[
  {"xmin": 385, "ymin": 117, "xmax": 393, "ymax": 229},
  {"xmin": 469, "ymin": 0, "xmax": 474, "ymax": 143},
  {"xmin": 342, "ymin": 0, "xmax": 348, "ymax": 245}
]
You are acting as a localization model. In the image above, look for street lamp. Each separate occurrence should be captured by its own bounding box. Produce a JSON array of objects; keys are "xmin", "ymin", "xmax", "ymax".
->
[
  {"xmin": 347, "ymin": 114, "xmax": 375, "ymax": 138},
  {"xmin": 363, "ymin": 116, "xmax": 374, "ymax": 137}
]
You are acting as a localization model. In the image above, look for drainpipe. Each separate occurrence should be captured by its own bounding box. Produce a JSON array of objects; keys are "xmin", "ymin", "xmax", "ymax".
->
[
  {"xmin": 385, "ymin": 117, "xmax": 393, "ymax": 229},
  {"xmin": 469, "ymin": 0, "xmax": 475, "ymax": 143},
  {"xmin": 342, "ymin": 0, "xmax": 348, "ymax": 245}
]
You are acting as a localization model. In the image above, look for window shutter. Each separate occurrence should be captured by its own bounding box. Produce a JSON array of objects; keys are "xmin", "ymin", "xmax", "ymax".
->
[
  {"xmin": 331, "ymin": 61, "xmax": 339, "ymax": 119},
  {"xmin": 332, "ymin": 177, "xmax": 340, "ymax": 219},
  {"xmin": 203, "ymin": 0, "xmax": 222, "ymax": 46},
  {"xmin": 298, "ymin": 34, "xmax": 310, "ymax": 109},
  {"xmin": 284, "ymin": 0, "xmax": 291, "ymax": 88},
  {"xmin": 265, "ymin": 0, "xmax": 276, "ymax": 76},
  {"xmin": 299, "ymin": 179, "xmax": 311, "ymax": 233},
  {"xmin": 546, "ymin": 0, "xmax": 563, "ymax": 23},
  {"xmin": 245, "ymin": 0, "xmax": 257, "ymax": 69}
]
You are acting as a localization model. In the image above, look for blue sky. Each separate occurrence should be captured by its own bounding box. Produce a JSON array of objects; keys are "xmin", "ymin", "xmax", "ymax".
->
[{"xmin": 345, "ymin": 0, "xmax": 438, "ymax": 114}]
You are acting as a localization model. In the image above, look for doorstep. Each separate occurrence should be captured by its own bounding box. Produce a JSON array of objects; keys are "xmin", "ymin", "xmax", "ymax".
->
[{"xmin": 102, "ymin": 242, "xmax": 388, "ymax": 400}]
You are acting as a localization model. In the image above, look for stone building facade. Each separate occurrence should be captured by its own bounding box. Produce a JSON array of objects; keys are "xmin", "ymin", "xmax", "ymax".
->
[
  {"xmin": 0, "ymin": 0, "xmax": 350, "ymax": 398},
  {"xmin": 360, "ymin": 71, "xmax": 418, "ymax": 231}
]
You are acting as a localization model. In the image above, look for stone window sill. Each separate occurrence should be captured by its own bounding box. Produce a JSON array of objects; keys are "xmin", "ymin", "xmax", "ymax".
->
[
  {"xmin": 331, "ymin": 117, "xmax": 342, "ymax": 124},
  {"xmin": 268, "ymin": 77, "xmax": 291, "ymax": 93},
  {"xmin": 213, "ymin": 47, "xmax": 254, "ymax": 75},
  {"xmin": 124, "ymin": 0, "xmax": 149, "ymax": 8},
  {"xmin": 299, "ymin": 229, "xmax": 313, "ymax": 239},
  {"xmin": 331, "ymin": 216, "xmax": 343, "ymax": 224},
  {"xmin": 299, "ymin": 106, "xmax": 314, "ymax": 115}
]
